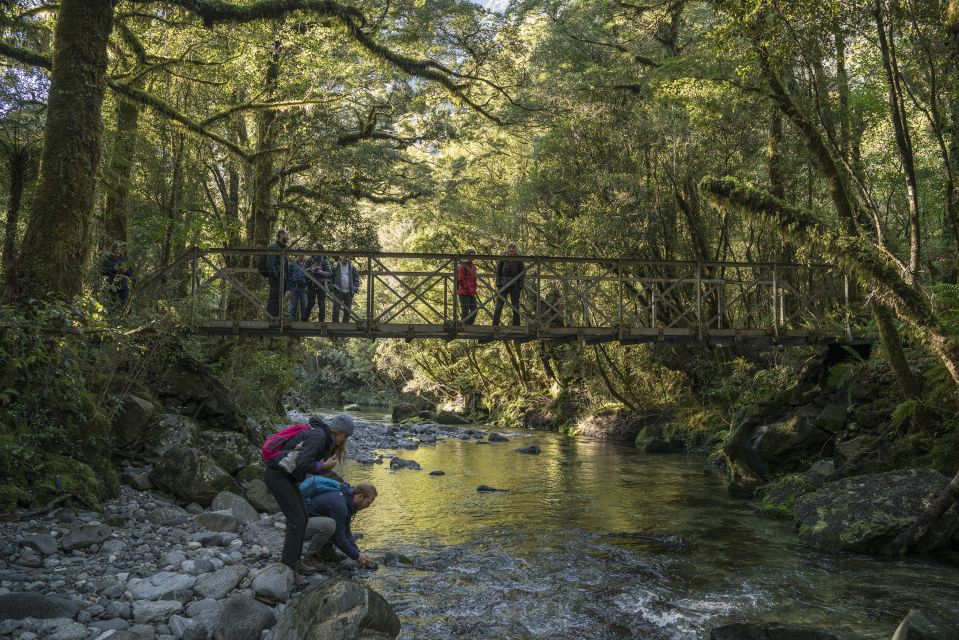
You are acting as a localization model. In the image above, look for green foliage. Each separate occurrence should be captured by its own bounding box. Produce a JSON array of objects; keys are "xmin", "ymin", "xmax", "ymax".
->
[{"xmin": 890, "ymin": 398, "xmax": 919, "ymax": 431}]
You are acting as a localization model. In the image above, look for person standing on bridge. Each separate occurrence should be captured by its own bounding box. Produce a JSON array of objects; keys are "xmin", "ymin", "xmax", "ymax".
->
[
  {"xmin": 457, "ymin": 248, "xmax": 479, "ymax": 325},
  {"xmin": 305, "ymin": 243, "xmax": 332, "ymax": 322},
  {"xmin": 493, "ymin": 242, "xmax": 524, "ymax": 327},
  {"xmin": 263, "ymin": 229, "xmax": 288, "ymax": 319},
  {"xmin": 101, "ymin": 242, "xmax": 134, "ymax": 310},
  {"xmin": 286, "ymin": 253, "xmax": 309, "ymax": 321},
  {"xmin": 331, "ymin": 255, "xmax": 361, "ymax": 322}
]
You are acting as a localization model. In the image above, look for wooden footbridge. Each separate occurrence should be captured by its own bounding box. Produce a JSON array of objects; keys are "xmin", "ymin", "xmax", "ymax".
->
[{"xmin": 134, "ymin": 248, "xmax": 860, "ymax": 345}]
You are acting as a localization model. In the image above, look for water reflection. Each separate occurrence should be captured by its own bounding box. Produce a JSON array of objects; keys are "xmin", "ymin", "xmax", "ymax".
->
[{"xmin": 333, "ymin": 411, "xmax": 959, "ymax": 640}]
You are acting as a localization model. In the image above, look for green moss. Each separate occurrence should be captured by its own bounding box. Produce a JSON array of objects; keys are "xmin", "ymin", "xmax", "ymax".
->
[
  {"xmin": 0, "ymin": 484, "xmax": 30, "ymax": 513},
  {"xmin": 33, "ymin": 453, "xmax": 109, "ymax": 510},
  {"xmin": 662, "ymin": 409, "xmax": 725, "ymax": 449},
  {"xmin": 760, "ymin": 474, "xmax": 816, "ymax": 519}
]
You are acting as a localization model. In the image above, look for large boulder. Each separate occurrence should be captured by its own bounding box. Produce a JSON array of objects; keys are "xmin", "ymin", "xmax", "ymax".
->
[
  {"xmin": 435, "ymin": 410, "xmax": 469, "ymax": 425},
  {"xmin": 709, "ymin": 622, "xmax": 859, "ymax": 640},
  {"xmin": 129, "ymin": 572, "xmax": 197, "ymax": 601},
  {"xmin": 211, "ymin": 491, "xmax": 259, "ymax": 525},
  {"xmin": 149, "ymin": 446, "xmax": 238, "ymax": 506},
  {"xmin": 194, "ymin": 565, "xmax": 248, "ymax": 600},
  {"xmin": 196, "ymin": 511, "xmax": 240, "ymax": 533},
  {"xmin": 142, "ymin": 414, "xmax": 200, "ymax": 463},
  {"xmin": 270, "ymin": 578, "xmax": 400, "ymax": 640},
  {"xmin": 794, "ymin": 469, "xmax": 959, "ymax": 553},
  {"xmin": 0, "ymin": 593, "xmax": 81, "ymax": 620},
  {"xmin": 212, "ymin": 593, "xmax": 275, "ymax": 640},
  {"xmin": 251, "ymin": 563, "xmax": 293, "ymax": 604},
  {"xmin": 391, "ymin": 403, "xmax": 416, "ymax": 423},
  {"xmin": 724, "ymin": 398, "xmax": 845, "ymax": 483},
  {"xmin": 196, "ymin": 431, "xmax": 259, "ymax": 475},
  {"xmin": 240, "ymin": 478, "xmax": 279, "ymax": 514},
  {"xmin": 112, "ymin": 394, "xmax": 156, "ymax": 450},
  {"xmin": 156, "ymin": 354, "xmax": 243, "ymax": 432}
]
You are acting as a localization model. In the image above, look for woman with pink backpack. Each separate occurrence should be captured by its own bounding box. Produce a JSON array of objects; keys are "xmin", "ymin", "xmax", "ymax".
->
[{"xmin": 261, "ymin": 413, "xmax": 355, "ymax": 570}]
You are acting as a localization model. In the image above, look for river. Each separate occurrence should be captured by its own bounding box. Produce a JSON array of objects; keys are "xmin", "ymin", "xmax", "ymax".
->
[{"xmin": 331, "ymin": 409, "xmax": 959, "ymax": 640}]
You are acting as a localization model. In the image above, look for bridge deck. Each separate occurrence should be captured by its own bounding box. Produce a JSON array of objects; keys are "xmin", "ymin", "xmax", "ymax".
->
[{"xmin": 133, "ymin": 247, "xmax": 864, "ymax": 345}]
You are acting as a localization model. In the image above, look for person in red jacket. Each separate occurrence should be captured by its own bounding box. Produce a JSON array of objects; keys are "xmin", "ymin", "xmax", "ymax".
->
[{"xmin": 457, "ymin": 248, "xmax": 479, "ymax": 325}]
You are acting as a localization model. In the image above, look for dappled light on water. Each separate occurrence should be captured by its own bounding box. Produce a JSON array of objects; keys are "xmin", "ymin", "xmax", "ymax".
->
[{"xmin": 336, "ymin": 410, "xmax": 959, "ymax": 640}]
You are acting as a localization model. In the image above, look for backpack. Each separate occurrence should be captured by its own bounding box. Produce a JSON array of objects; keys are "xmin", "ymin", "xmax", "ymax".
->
[
  {"xmin": 257, "ymin": 252, "xmax": 272, "ymax": 279},
  {"xmin": 300, "ymin": 476, "xmax": 344, "ymax": 503},
  {"xmin": 261, "ymin": 424, "xmax": 311, "ymax": 462}
]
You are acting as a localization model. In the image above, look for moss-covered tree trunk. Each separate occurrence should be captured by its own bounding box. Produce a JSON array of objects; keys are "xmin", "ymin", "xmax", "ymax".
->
[
  {"xmin": 2, "ymin": 147, "xmax": 29, "ymax": 281},
  {"xmin": 13, "ymin": 0, "xmax": 113, "ymax": 303},
  {"xmin": 248, "ymin": 27, "xmax": 282, "ymax": 248},
  {"xmin": 102, "ymin": 95, "xmax": 141, "ymax": 245}
]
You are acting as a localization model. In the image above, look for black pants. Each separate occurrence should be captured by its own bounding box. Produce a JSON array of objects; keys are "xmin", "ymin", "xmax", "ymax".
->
[
  {"xmin": 305, "ymin": 285, "xmax": 327, "ymax": 322},
  {"xmin": 459, "ymin": 295, "xmax": 477, "ymax": 325},
  {"xmin": 267, "ymin": 277, "xmax": 281, "ymax": 319},
  {"xmin": 492, "ymin": 286, "xmax": 521, "ymax": 326},
  {"xmin": 264, "ymin": 466, "xmax": 308, "ymax": 569},
  {"xmin": 332, "ymin": 292, "xmax": 354, "ymax": 322}
]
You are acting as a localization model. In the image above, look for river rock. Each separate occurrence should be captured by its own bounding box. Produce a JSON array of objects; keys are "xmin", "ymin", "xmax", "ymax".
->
[
  {"xmin": 435, "ymin": 410, "xmax": 469, "ymax": 425},
  {"xmin": 428, "ymin": 470, "xmax": 445, "ymax": 476},
  {"xmin": 148, "ymin": 505, "xmax": 191, "ymax": 526},
  {"xmin": 149, "ymin": 446, "xmax": 238, "ymax": 506},
  {"xmin": 122, "ymin": 467, "xmax": 154, "ymax": 491},
  {"xmin": 196, "ymin": 511, "xmax": 239, "ymax": 533},
  {"xmin": 113, "ymin": 394, "xmax": 156, "ymax": 450},
  {"xmin": 709, "ymin": 622, "xmax": 858, "ymax": 640},
  {"xmin": 211, "ymin": 491, "xmax": 259, "ymax": 525},
  {"xmin": 193, "ymin": 565, "xmax": 248, "ymax": 600},
  {"xmin": 251, "ymin": 563, "xmax": 293, "ymax": 604},
  {"xmin": 488, "ymin": 432, "xmax": 509, "ymax": 442},
  {"xmin": 270, "ymin": 578, "xmax": 400, "ymax": 639},
  {"xmin": 46, "ymin": 622, "xmax": 89, "ymax": 640},
  {"xmin": 129, "ymin": 572, "xmax": 196, "ymax": 601},
  {"xmin": 892, "ymin": 609, "xmax": 959, "ymax": 640},
  {"xmin": 167, "ymin": 615, "xmax": 193, "ymax": 638},
  {"xmin": 133, "ymin": 600, "xmax": 182, "ymax": 624},
  {"xmin": 196, "ymin": 432, "xmax": 259, "ymax": 475},
  {"xmin": 0, "ymin": 592, "xmax": 81, "ymax": 620},
  {"xmin": 23, "ymin": 533, "xmax": 58, "ymax": 556},
  {"xmin": 239, "ymin": 478, "xmax": 279, "ymax": 514},
  {"xmin": 389, "ymin": 458, "xmax": 421, "ymax": 471},
  {"xmin": 794, "ymin": 469, "xmax": 959, "ymax": 553},
  {"xmin": 515, "ymin": 444, "xmax": 541, "ymax": 454},
  {"xmin": 381, "ymin": 552, "xmax": 413, "ymax": 567},
  {"xmin": 212, "ymin": 593, "xmax": 275, "ymax": 640},
  {"xmin": 476, "ymin": 485, "xmax": 508, "ymax": 493},
  {"xmin": 634, "ymin": 424, "xmax": 682, "ymax": 454},
  {"xmin": 61, "ymin": 524, "xmax": 113, "ymax": 551}
]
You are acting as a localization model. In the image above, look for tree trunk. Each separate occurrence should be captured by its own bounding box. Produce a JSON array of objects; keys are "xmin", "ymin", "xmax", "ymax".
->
[
  {"xmin": 102, "ymin": 93, "xmax": 141, "ymax": 245},
  {"xmin": 248, "ymin": 28, "xmax": 282, "ymax": 248},
  {"xmin": 2, "ymin": 149, "xmax": 28, "ymax": 282},
  {"xmin": 872, "ymin": 301, "xmax": 921, "ymax": 399},
  {"xmin": 13, "ymin": 0, "xmax": 114, "ymax": 303}
]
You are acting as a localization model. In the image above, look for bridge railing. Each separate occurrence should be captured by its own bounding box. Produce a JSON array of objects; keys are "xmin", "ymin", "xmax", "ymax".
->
[{"xmin": 132, "ymin": 248, "xmax": 855, "ymax": 343}]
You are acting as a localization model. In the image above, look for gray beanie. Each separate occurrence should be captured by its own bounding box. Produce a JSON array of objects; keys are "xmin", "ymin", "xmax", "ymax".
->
[{"xmin": 327, "ymin": 413, "xmax": 355, "ymax": 436}]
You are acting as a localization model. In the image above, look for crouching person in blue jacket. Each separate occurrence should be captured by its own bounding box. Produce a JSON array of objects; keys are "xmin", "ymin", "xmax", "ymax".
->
[{"xmin": 300, "ymin": 478, "xmax": 377, "ymax": 572}]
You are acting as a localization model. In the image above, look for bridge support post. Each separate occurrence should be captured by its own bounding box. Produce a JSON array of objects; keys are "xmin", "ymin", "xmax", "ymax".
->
[
  {"xmin": 695, "ymin": 262, "xmax": 702, "ymax": 341},
  {"xmin": 771, "ymin": 265, "xmax": 779, "ymax": 339}
]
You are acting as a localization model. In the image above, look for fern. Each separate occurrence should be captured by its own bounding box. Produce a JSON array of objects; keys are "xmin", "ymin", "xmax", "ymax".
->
[
  {"xmin": 891, "ymin": 398, "xmax": 919, "ymax": 431},
  {"xmin": 826, "ymin": 362, "xmax": 856, "ymax": 390}
]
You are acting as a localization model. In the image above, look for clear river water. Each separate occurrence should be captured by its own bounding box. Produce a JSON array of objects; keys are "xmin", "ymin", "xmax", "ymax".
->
[{"xmin": 333, "ymin": 409, "xmax": 959, "ymax": 640}]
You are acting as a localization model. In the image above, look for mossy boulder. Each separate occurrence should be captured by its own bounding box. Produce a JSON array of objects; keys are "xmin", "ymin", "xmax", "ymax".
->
[
  {"xmin": 794, "ymin": 468, "xmax": 959, "ymax": 554},
  {"xmin": 435, "ymin": 410, "xmax": 470, "ymax": 425},
  {"xmin": 391, "ymin": 403, "xmax": 417, "ymax": 423},
  {"xmin": 0, "ymin": 484, "xmax": 30, "ymax": 513},
  {"xmin": 634, "ymin": 423, "xmax": 683, "ymax": 453},
  {"xmin": 196, "ymin": 431, "xmax": 259, "ymax": 474},
  {"xmin": 149, "ymin": 445, "xmax": 238, "ymax": 506},
  {"xmin": 760, "ymin": 474, "xmax": 818, "ymax": 519},
  {"xmin": 111, "ymin": 394, "xmax": 156, "ymax": 450},
  {"xmin": 33, "ymin": 453, "xmax": 115, "ymax": 510},
  {"xmin": 142, "ymin": 414, "xmax": 199, "ymax": 462}
]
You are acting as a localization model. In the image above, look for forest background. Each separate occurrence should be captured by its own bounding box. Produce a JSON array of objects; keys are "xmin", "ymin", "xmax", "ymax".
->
[{"xmin": 1, "ymin": 0, "xmax": 959, "ymax": 522}]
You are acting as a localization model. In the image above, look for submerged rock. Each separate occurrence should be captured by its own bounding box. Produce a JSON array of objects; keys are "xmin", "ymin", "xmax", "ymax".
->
[
  {"xmin": 488, "ymin": 432, "xmax": 509, "ymax": 443},
  {"xmin": 515, "ymin": 444, "xmax": 541, "ymax": 454},
  {"xmin": 476, "ymin": 485, "xmax": 508, "ymax": 493},
  {"xmin": 270, "ymin": 578, "xmax": 400, "ymax": 639},
  {"xmin": 794, "ymin": 469, "xmax": 959, "ymax": 553},
  {"xmin": 892, "ymin": 608, "xmax": 959, "ymax": 640},
  {"xmin": 428, "ymin": 470, "xmax": 445, "ymax": 476},
  {"xmin": 389, "ymin": 458, "xmax": 421, "ymax": 471}
]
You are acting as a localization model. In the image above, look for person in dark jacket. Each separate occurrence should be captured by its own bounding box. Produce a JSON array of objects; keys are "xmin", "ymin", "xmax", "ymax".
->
[
  {"xmin": 265, "ymin": 229, "xmax": 289, "ymax": 319},
  {"xmin": 330, "ymin": 255, "xmax": 361, "ymax": 323},
  {"xmin": 302, "ymin": 481, "xmax": 377, "ymax": 570},
  {"xmin": 263, "ymin": 413, "xmax": 355, "ymax": 570},
  {"xmin": 457, "ymin": 248, "xmax": 479, "ymax": 325},
  {"xmin": 286, "ymin": 253, "xmax": 308, "ymax": 321},
  {"xmin": 304, "ymin": 243, "xmax": 332, "ymax": 322},
  {"xmin": 102, "ymin": 242, "xmax": 134, "ymax": 308},
  {"xmin": 492, "ymin": 242, "xmax": 524, "ymax": 326}
]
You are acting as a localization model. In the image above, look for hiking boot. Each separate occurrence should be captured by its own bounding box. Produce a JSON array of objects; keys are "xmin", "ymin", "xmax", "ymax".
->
[
  {"xmin": 297, "ymin": 556, "xmax": 324, "ymax": 576},
  {"xmin": 315, "ymin": 543, "xmax": 343, "ymax": 563}
]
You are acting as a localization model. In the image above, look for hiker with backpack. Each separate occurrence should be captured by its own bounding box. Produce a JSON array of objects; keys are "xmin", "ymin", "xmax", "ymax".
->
[
  {"xmin": 299, "ymin": 477, "xmax": 378, "ymax": 572},
  {"xmin": 261, "ymin": 413, "xmax": 355, "ymax": 570},
  {"xmin": 261, "ymin": 229, "xmax": 289, "ymax": 319},
  {"xmin": 456, "ymin": 248, "xmax": 479, "ymax": 325},
  {"xmin": 304, "ymin": 243, "xmax": 332, "ymax": 322},
  {"xmin": 286, "ymin": 253, "xmax": 309, "ymax": 321}
]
